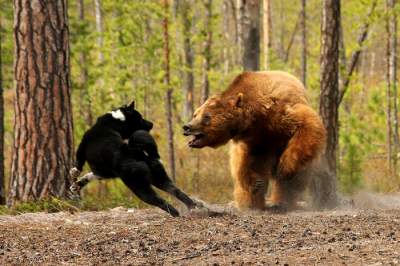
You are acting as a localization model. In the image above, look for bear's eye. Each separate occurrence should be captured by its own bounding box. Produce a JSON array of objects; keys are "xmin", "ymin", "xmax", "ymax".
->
[{"xmin": 202, "ymin": 113, "xmax": 211, "ymax": 125}]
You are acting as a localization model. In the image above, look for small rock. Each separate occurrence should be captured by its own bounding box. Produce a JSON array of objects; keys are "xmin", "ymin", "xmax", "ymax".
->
[{"xmin": 302, "ymin": 228, "xmax": 312, "ymax": 237}]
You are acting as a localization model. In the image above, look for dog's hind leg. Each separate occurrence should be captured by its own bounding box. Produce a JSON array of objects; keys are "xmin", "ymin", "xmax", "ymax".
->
[
  {"xmin": 70, "ymin": 134, "xmax": 91, "ymax": 180},
  {"xmin": 147, "ymin": 159, "xmax": 202, "ymax": 209},
  {"xmin": 120, "ymin": 160, "xmax": 180, "ymax": 217}
]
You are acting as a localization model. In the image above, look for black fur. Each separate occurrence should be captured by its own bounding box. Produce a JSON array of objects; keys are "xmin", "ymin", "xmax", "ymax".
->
[{"xmin": 71, "ymin": 101, "xmax": 200, "ymax": 216}]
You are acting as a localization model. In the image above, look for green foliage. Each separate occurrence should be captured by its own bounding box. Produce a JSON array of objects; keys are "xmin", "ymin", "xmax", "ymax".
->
[
  {"xmin": 0, "ymin": 0, "xmax": 13, "ymax": 89},
  {"xmin": 0, "ymin": 198, "xmax": 79, "ymax": 215}
]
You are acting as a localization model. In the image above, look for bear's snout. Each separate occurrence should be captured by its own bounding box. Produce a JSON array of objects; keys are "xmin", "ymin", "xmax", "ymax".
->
[{"xmin": 182, "ymin": 124, "xmax": 192, "ymax": 135}]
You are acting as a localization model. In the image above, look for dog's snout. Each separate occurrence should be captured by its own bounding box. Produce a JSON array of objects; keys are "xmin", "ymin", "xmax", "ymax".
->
[{"xmin": 144, "ymin": 120, "xmax": 153, "ymax": 131}]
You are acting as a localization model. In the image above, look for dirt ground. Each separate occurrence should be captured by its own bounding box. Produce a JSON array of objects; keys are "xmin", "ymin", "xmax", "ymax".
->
[{"xmin": 1, "ymin": 193, "xmax": 400, "ymax": 265}]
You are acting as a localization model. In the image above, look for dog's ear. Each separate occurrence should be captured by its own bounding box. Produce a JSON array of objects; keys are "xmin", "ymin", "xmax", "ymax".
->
[{"xmin": 128, "ymin": 100, "xmax": 135, "ymax": 109}]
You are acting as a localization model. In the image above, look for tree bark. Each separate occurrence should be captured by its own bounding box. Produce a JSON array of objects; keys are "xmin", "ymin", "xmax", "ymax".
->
[
  {"xmin": 338, "ymin": 18, "xmax": 347, "ymax": 89},
  {"xmin": 0, "ymin": 16, "xmax": 5, "ymax": 204},
  {"xmin": 242, "ymin": 0, "xmax": 261, "ymax": 71},
  {"xmin": 388, "ymin": 0, "xmax": 398, "ymax": 173},
  {"xmin": 94, "ymin": 0, "xmax": 104, "ymax": 63},
  {"xmin": 300, "ymin": 0, "xmax": 307, "ymax": 86},
  {"xmin": 236, "ymin": 0, "xmax": 244, "ymax": 65},
  {"xmin": 387, "ymin": 22, "xmax": 393, "ymax": 175},
  {"xmin": 163, "ymin": 0, "xmax": 176, "ymax": 181},
  {"xmin": 386, "ymin": 0, "xmax": 398, "ymax": 175},
  {"xmin": 277, "ymin": 0, "xmax": 285, "ymax": 60},
  {"xmin": 201, "ymin": 0, "xmax": 212, "ymax": 104},
  {"xmin": 181, "ymin": 0, "xmax": 194, "ymax": 120},
  {"xmin": 267, "ymin": 0, "xmax": 273, "ymax": 50},
  {"xmin": 9, "ymin": 0, "xmax": 74, "ymax": 205},
  {"xmin": 317, "ymin": 0, "xmax": 340, "ymax": 208},
  {"xmin": 263, "ymin": 0, "xmax": 269, "ymax": 70},
  {"xmin": 77, "ymin": 0, "xmax": 93, "ymax": 125},
  {"xmin": 223, "ymin": 0, "xmax": 230, "ymax": 74}
]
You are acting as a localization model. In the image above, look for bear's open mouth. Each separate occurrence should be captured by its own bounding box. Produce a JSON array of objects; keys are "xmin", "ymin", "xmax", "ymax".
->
[{"xmin": 188, "ymin": 133, "xmax": 205, "ymax": 148}]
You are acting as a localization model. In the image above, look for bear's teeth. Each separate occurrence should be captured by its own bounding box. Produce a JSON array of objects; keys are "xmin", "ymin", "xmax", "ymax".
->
[{"xmin": 110, "ymin": 109, "xmax": 126, "ymax": 121}]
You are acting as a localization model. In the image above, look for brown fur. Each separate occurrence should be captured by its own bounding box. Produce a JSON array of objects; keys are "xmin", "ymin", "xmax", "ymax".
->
[{"xmin": 185, "ymin": 71, "xmax": 326, "ymax": 210}]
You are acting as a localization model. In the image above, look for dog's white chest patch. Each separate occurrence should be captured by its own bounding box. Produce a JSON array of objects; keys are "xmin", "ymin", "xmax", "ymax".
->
[{"xmin": 110, "ymin": 109, "xmax": 126, "ymax": 121}]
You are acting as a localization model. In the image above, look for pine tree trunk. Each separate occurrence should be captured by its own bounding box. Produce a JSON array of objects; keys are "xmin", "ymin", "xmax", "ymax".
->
[
  {"xmin": 77, "ymin": 0, "xmax": 93, "ymax": 125},
  {"xmin": 338, "ymin": 19, "xmax": 346, "ymax": 89},
  {"xmin": 242, "ymin": 0, "xmax": 261, "ymax": 70},
  {"xmin": 9, "ymin": 0, "xmax": 74, "ymax": 205},
  {"xmin": 95, "ymin": 0, "xmax": 104, "ymax": 63},
  {"xmin": 223, "ymin": 0, "xmax": 230, "ymax": 74},
  {"xmin": 316, "ymin": 0, "xmax": 340, "ymax": 209},
  {"xmin": 300, "ymin": 0, "xmax": 307, "ymax": 86},
  {"xmin": 263, "ymin": 0, "xmax": 269, "ymax": 70},
  {"xmin": 201, "ymin": 0, "xmax": 212, "ymax": 104},
  {"xmin": 0, "ymin": 17, "xmax": 5, "ymax": 205},
  {"xmin": 267, "ymin": 0, "xmax": 273, "ymax": 50},
  {"xmin": 236, "ymin": 0, "xmax": 244, "ymax": 65},
  {"xmin": 228, "ymin": 0, "xmax": 238, "ymax": 48},
  {"xmin": 181, "ymin": 0, "xmax": 194, "ymax": 120},
  {"xmin": 163, "ymin": 0, "xmax": 176, "ymax": 181},
  {"xmin": 172, "ymin": 0, "xmax": 185, "ymax": 123},
  {"xmin": 320, "ymin": 0, "xmax": 340, "ymax": 175},
  {"xmin": 277, "ymin": 0, "xmax": 285, "ymax": 61},
  {"xmin": 387, "ymin": 0, "xmax": 398, "ymax": 174}
]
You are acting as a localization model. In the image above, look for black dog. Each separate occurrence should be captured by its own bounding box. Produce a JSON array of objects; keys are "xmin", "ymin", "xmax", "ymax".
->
[{"xmin": 70, "ymin": 101, "xmax": 200, "ymax": 216}]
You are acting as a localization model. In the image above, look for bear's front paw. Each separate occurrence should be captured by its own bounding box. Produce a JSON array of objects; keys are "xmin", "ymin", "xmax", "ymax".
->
[
  {"xmin": 274, "ymin": 166, "xmax": 286, "ymax": 180},
  {"xmin": 69, "ymin": 168, "xmax": 81, "ymax": 179},
  {"xmin": 274, "ymin": 163, "xmax": 293, "ymax": 180},
  {"xmin": 266, "ymin": 203, "xmax": 288, "ymax": 214}
]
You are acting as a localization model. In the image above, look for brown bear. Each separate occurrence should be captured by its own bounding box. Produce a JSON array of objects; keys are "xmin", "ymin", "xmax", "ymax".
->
[{"xmin": 183, "ymin": 71, "xmax": 326, "ymax": 212}]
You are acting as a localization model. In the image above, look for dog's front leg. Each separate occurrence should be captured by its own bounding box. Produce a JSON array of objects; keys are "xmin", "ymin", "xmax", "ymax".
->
[{"xmin": 70, "ymin": 172, "xmax": 103, "ymax": 193}]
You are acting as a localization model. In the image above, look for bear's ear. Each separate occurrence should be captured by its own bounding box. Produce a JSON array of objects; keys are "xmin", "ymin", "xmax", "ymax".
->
[
  {"xmin": 235, "ymin": 93, "xmax": 244, "ymax": 108},
  {"xmin": 128, "ymin": 100, "xmax": 135, "ymax": 109}
]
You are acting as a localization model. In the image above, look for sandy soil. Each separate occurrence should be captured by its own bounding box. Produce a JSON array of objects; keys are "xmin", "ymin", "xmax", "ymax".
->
[{"xmin": 1, "ymin": 194, "xmax": 400, "ymax": 265}]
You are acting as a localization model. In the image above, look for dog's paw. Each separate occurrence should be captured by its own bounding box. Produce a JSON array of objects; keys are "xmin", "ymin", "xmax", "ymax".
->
[
  {"xmin": 70, "ymin": 182, "xmax": 81, "ymax": 193},
  {"xmin": 69, "ymin": 168, "xmax": 81, "ymax": 179},
  {"xmin": 193, "ymin": 200, "xmax": 205, "ymax": 209},
  {"xmin": 69, "ymin": 191, "xmax": 81, "ymax": 201}
]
